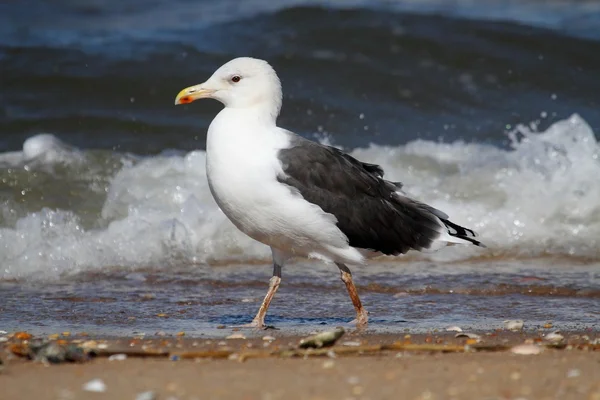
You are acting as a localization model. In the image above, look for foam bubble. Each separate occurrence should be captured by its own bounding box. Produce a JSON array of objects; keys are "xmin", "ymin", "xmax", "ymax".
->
[{"xmin": 0, "ymin": 114, "xmax": 598, "ymax": 279}]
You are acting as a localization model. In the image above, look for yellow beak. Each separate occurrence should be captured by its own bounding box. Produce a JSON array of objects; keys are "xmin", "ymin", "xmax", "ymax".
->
[{"xmin": 174, "ymin": 85, "xmax": 215, "ymax": 105}]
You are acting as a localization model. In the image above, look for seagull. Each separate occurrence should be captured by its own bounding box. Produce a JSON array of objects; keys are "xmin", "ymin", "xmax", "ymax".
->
[{"xmin": 175, "ymin": 57, "xmax": 484, "ymax": 328}]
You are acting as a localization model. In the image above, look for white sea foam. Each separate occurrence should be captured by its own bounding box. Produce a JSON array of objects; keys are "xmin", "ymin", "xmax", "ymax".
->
[{"xmin": 0, "ymin": 114, "xmax": 598, "ymax": 279}]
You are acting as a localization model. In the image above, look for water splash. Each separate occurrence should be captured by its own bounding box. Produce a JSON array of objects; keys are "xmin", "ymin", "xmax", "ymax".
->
[{"xmin": 0, "ymin": 114, "xmax": 598, "ymax": 279}]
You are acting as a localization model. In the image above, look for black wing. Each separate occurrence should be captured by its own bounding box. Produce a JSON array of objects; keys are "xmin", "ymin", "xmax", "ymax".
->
[{"xmin": 277, "ymin": 135, "xmax": 447, "ymax": 255}]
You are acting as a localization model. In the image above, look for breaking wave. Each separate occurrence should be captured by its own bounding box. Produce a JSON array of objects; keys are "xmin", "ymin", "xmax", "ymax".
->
[{"xmin": 1, "ymin": 114, "xmax": 598, "ymax": 279}]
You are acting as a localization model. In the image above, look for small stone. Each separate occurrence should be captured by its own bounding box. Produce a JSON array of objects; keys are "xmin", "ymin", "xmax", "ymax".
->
[
  {"xmin": 566, "ymin": 369, "xmax": 581, "ymax": 378},
  {"xmin": 216, "ymin": 325, "xmax": 226, "ymax": 329},
  {"xmin": 511, "ymin": 344, "xmax": 542, "ymax": 355},
  {"xmin": 135, "ymin": 391, "xmax": 157, "ymax": 400},
  {"xmin": 545, "ymin": 332, "xmax": 564, "ymax": 343},
  {"xmin": 504, "ymin": 320, "xmax": 524, "ymax": 331},
  {"xmin": 446, "ymin": 326, "xmax": 463, "ymax": 332},
  {"xmin": 14, "ymin": 332, "xmax": 32, "ymax": 340},
  {"xmin": 322, "ymin": 360, "xmax": 335, "ymax": 369},
  {"xmin": 108, "ymin": 354, "xmax": 127, "ymax": 361},
  {"xmin": 347, "ymin": 376, "xmax": 360, "ymax": 385},
  {"xmin": 176, "ymin": 331, "xmax": 185, "ymax": 337},
  {"xmin": 62, "ymin": 331, "xmax": 71, "ymax": 337},
  {"xmin": 0, "ymin": 337, "xmax": 8, "ymax": 343},
  {"xmin": 455, "ymin": 332, "xmax": 482, "ymax": 342},
  {"xmin": 510, "ymin": 371, "xmax": 521, "ymax": 380},
  {"xmin": 352, "ymin": 386, "xmax": 364, "ymax": 396},
  {"xmin": 82, "ymin": 379, "xmax": 106, "ymax": 393},
  {"xmin": 262, "ymin": 336, "xmax": 276, "ymax": 341},
  {"xmin": 48, "ymin": 334, "xmax": 60, "ymax": 340},
  {"xmin": 156, "ymin": 313, "xmax": 168, "ymax": 318},
  {"xmin": 299, "ymin": 327, "xmax": 345, "ymax": 349},
  {"xmin": 341, "ymin": 341, "xmax": 361, "ymax": 347},
  {"xmin": 226, "ymin": 333, "xmax": 246, "ymax": 340},
  {"xmin": 419, "ymin": 390, "xmax": 434, "ymax": 400},
  {"xmin": 543, "ymin": 322, "xmax": 553, "ymax": 329}
]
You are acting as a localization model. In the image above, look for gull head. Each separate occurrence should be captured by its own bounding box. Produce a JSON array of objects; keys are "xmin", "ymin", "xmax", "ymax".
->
[{"xmin": 175, "ymin": 57, "xmax": 282, "ymax": 116}]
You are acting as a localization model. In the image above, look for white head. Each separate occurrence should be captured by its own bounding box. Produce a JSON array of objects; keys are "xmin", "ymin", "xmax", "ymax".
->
[{"xmin": 175, "ymin": 57, "xmax": 282, "ymax": 119}]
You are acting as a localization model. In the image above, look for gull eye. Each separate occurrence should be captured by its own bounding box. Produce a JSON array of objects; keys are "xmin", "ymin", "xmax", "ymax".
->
[{"xmin": 231, "ymin": 75, "xmax": 241, "ymax": 83}]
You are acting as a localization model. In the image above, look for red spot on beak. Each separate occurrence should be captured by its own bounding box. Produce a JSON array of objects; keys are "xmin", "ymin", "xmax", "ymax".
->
[{"xmin": 179, "ymin": 96, "xmax": 193, "ymax": 104}]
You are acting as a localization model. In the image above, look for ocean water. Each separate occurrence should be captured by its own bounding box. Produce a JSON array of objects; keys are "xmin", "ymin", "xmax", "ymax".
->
[{"xmin": 1, "ymin": 0, "xmax": 599, "ymax": 336}]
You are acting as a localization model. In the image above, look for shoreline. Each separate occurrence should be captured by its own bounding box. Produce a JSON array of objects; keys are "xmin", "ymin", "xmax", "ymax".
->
[{"xmin": 1, "ymin": 329, "xmax": 599, "ymax": 399}]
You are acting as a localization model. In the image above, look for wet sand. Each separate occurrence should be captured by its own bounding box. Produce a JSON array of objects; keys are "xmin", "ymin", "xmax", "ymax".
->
[{"xmin": 1, "ymin": 331, "xmax": 599, "ymax": 400}]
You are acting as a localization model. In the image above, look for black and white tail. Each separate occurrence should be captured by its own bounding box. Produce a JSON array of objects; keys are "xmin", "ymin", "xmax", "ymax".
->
[{"xmin": 440, "ymin": 218, "xmax": 485, "ymax": 247}]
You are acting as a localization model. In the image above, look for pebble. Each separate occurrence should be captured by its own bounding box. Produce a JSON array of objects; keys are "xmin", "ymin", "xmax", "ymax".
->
[
  {"xmin": 455, "ymin": 332, "xmax": 482, "ymax": 342},
  {"xmin": 545, "ymin": 331, "xmax": 564, "ymax": 343},
  {"xmin": 347, "ymin": 376, "xmax": 360, "ymax": 385},
  {"xmin": 83, "ymin": 379, "xmax": 107, "ymax": 393},
  {"xmin": 108, "ymin": 354, "xmax": 127, "ymax": 361},
  {"xmin": 341, "ymin": 341, "xmax": 361, "ymax": 347},
  {"xmin": 135, "ymin": 391, "xmax": 157, "ymax": 400},
  {"xmin": 352, "ymin": 386, "xmax": 364, "ymax": 396},
  {"xmin": 80, "ymin": 340, "xmax": 97, "ymax": 349},
  {"xmin": 322, "ymin": 360, "xmax": 335, "ymax": 369},
  {"xmin": 567, "ymin": 369, "xmax": 581, "ymax": 378},
  {"xmin": 299, "ymin": 327, "xmax": 345, "ymax": 349},
  {"xmin": 97, "ymin": 343, "xmax": 108, "ymax": 350},
  {"xmin": 510, "ymin": 344, "xmax": 542, "ymax": 355},
  {"xmin": 226, "ymin": 333, "xmax": 246, "ymax": 340},
  {"xmin": 446, "ymin": 326, "xmax": 463, "ymax": 332},
  {"xmin": 0, "ymin": 337, "xmax": 8, "ymax": 343},
  {"xmin": 14, "ymin": 332, "xmax": 32, "ymax": 340},
  {"xmin": 504, "ymin": 320, "xmax": 525, "ymax": 331},
  {"xmin": 262, "ymin": 336, "xmax": 276, "ymax": 341}
]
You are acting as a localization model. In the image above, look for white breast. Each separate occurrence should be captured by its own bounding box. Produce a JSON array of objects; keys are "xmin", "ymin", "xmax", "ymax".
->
[{"xmin": 204, "ymin": 108, "xmax": 361, "ymax": 264}]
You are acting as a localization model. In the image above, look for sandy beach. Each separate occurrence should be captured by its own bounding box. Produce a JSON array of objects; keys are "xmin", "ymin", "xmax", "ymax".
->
[
  {"xmin": 3, "ymin": 1, "xmax": 600, "ymax": 399},
  {"xmin": 2, "ymin": 330, "xmax": 599, "ymax": 400}
]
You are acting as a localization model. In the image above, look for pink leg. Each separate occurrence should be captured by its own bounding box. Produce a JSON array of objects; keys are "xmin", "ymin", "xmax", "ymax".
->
[
  {"xmin": 248, "ymin": 264, "xmax": 281, "ymax": 328},
  {"xmin": 240, "ymin": 248, "xmax": 288, "ymax": 329},
  {"xmin": 336, "ymin": 263, "xmax": 369, "ymax": 327}
]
